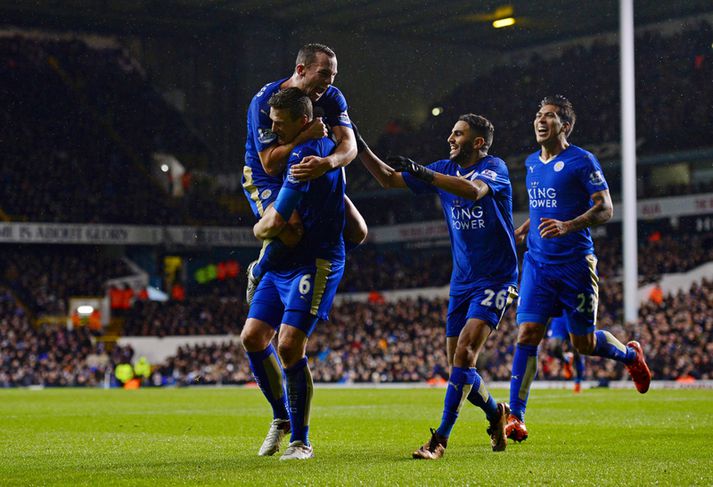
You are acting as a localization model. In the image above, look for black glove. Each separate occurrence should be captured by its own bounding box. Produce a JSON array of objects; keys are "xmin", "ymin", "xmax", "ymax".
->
[
  {"xmin": 386, "ymin": 156, "xmax": 435, "ymax": 184},
  {"xmin": 351, "ymin": 122, "xmax": 368, "ymax": 154}
]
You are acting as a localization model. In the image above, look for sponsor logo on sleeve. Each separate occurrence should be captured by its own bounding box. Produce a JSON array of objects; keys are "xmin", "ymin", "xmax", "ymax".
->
[
  {"xmin": 258, "ymin": 128, "xmax": 277, "ymax": 144},
  {"xmin": 338, "ymin": 111, "xmax": 351, "ymax": 124},
  {"xmin": 589, "ymin": 170, "xmax": 605, "ymax": 185},
  {"xmin": 480, "ymin": 169, "xmax": 498, "ymax": 181}
]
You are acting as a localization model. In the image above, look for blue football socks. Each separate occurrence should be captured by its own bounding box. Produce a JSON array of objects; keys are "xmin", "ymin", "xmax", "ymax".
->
[
  {"xmin": 284, "ymin": 357, "xmax": 313, "ymax": 445},
  {"xmin": 466, "ymin": 369, "xmax": 499, "ymax": 422},
  {"xmin": 592, "ymin": 330, "xmax": 636, "ymax": 364},
  {"xmin": 436, "ymin": 367, "xmax": 476, "ymax": 438},
  {"xmin": 246, "ymin": 344, "xmax": 289, "ymax": 420},
  {"xmin": 509, "ymin": 343, "xmax": 539, "ymax": 422},
  {"xmin": 574, "ymin": 353, "xmax": 585, "ymax": 383}
]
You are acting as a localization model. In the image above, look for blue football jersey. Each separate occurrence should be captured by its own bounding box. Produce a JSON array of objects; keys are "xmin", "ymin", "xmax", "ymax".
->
[
  {"xmin": 524, "ymin": 145, "xmax": 609, "ymax": 263},
  {"xmin": 403, "ymin": 156, "xmax": 518, "ymax": 293},
  {"xmin": 278, "ymin": 137, "xmax": 345, "ymax": 267},
  {"xmin": 244, "ymin": 78, "xmax": 352, "ymax": 186}
]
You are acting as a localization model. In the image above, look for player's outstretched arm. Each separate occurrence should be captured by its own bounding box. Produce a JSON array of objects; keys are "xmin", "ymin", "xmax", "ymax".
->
[
  {"xmin": 539, "ymin": 189, "xmax": 613, "ymax": 238},
  {"xmin": 388, "ymin": 156, "xmax": 490, "ymax": 201},
  {"xmin": 258, "ymin": 119, "xmax": 328, "ymax": 177},
  {"xmin": 430, "ymin": 171, "xmax": 490, "ymax": 201},
  {"xmin": 353, "ymin": 136, "xmax": 407, "ymax": 189}
]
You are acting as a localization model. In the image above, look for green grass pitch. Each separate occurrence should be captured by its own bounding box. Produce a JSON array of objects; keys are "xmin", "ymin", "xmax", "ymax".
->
[{"xmin": 1, "ymin": 387, "xmax": 711, "ymax": 486}]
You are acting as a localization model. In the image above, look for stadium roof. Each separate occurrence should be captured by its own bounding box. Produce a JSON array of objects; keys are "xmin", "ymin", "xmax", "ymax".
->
[{"xmin": 1, "ymin": 0, "xmax": 712, "ymax": 50}]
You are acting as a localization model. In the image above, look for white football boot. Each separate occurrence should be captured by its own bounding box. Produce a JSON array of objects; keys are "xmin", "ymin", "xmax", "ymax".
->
[
  {"xmin": 246, "ymin": 260, "xmax": 259, "ymax": 306},
  {"xmin": 279, "ymin": 441, "xmax": 314, "ymax": 461},
  {"xmin": 258, "ymin": 419, "xmax": 290, "ymax": 456}
]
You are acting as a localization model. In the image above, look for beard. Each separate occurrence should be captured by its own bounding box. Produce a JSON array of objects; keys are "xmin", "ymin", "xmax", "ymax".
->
[{"xmin": 450, "ymin": 143, "xmax": 474, "ymax": 164}]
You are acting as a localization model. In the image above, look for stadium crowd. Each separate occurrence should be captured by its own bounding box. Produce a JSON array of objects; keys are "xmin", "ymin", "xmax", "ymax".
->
[
  {"xmin": 0, "ymin": 287, "xmax": 129, "ymax": 387},
  {"xmin": 348, "ymin": 20, "xmax": 713, "ymax": 225},
  {"xmin": 149, "ymin": 278, "xmax": 712, "ymax": 386},
  {"xmin": 0, "ymin": 35, "xmax": 235, "ymax": 225},
  {"xmin": 0, "ymin": 246, "xmax": 131, "ymax": 315}
]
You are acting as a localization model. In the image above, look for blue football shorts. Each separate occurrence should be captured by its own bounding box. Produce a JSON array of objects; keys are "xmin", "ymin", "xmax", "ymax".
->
[
  {"xmin": 248, "ymin": 259, "xmax": 345, "ymax": 337},
  {"xmin": 242, "ymin": 165, "xmax": 281, "ymax": 218},
  {"xmin": 547, "ymin": 314, "xmax": 569, "ymax": 340},
  {"xmin": 517, "ymin": 251, "xmax": 599, "ymax": 336},
  {"xmin": 446, "ymin": 282, "xmax": 518, "ymax": 337}
]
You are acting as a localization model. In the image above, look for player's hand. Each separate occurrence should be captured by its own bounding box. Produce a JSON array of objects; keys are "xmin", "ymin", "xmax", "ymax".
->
[
  {"xmin": 386, "ymin": 156, "xmax": 435, "ymax": 184},
  {"xmin": 514, "ymin": 224, "xmax": 529, "ymax": 244},
  {"xmin": 386, "ymin": 155, "xmax": 414, "ymax": 172},
  {"xmin": 300, "ymin": 118, "xmax": 328, "ymax": 141},
  {"xmin": 538, "ymin": 218, "xmax": 570, "ymax": 238},
  {"xmin": 290, "ymin": 155, "xmax": 332, "ymax": 181}
]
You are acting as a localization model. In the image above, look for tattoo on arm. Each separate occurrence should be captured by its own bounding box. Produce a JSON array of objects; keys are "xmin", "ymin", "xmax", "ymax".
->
[{"xmin": 567, "ymin": 191, "xmax": 613, "ymax": 232}]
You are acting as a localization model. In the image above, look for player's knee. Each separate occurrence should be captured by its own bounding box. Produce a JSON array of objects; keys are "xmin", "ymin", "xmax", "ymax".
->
[
  {"xmin": 571, "ymin": 335, "xmax": 596, "ymax": 355},
  {"xmin": 518, "ymin": 323, "xmax": 545, "ymax": 345},
  {"xmin": 277, "ymin": 337, "xmax": 303, "ymax": 367},
  {"xmin": 453, "ymin": 343, "xmax": 478, "ymax": 367},
  {"xmin": 240, "ymin": 321, "xmax": 273, "ymax": 352},
  {"xmin": 240, "ymin": 328, "xmax": 266, "ymax": 352}
]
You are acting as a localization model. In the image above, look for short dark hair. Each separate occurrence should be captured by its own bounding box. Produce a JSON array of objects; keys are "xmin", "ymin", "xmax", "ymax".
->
[
  {"xmin": 268, "ymin": 87, "xmax": 313, "ymax": 121},
  {"xmin": 458, "ymin": 113, "xmax": 494, "ymax": 152},
  {"xmin": 296, "ymin": 43, "xmax": 336, "ymax": 67},
  {"xmin": 540, "ymin": 95, "xmax": 576, "ymax": 135}
]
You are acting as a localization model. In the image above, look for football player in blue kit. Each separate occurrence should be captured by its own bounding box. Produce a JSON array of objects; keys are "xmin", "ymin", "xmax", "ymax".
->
[
  {"xmin": 240, "ymin": 88, "xmax": 346, "ymax": 460},
  {"xmin": 242, "ymin": 43, "xmax": 367, "ymax": 303},
  {"xmin": 354, "ymin": 114, "xmax": 518, "ymax": 458},
  {"xmin": 506, "ymin": 95, "xmax": 652, "ymax": 442},
  {"xmin": 546, "ymin": 315, "xmax": 585, "ymax": 393}
]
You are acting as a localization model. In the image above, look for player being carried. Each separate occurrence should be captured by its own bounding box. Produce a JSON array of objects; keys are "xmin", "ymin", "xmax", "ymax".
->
[
  {"xmin": 506, "ymin": 95, "xmax": 651, "ymax": 443},
  {"xmin": 355, "ymin": 114, "xmax": 518, "ymax": 458},
  {"xmin": 242, "ymin": 43, "xmax": 367, "ymax": 304},
  {"xmin": 240, "ymin": 88, "xmax": 348, "ymax": 460}
]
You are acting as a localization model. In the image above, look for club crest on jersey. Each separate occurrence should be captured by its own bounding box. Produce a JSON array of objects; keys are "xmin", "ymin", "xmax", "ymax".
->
[
  {"xmin": 554, "ymin": 161, "xmax": 565, "ymax": 172},
  {"xmin": 260, "ymin": 189, "xmax": 272, "ymax": 200},
  {"xmin": 589, "ymin": 170, "xmax": 605, "ymax": 185},
  {"xmin": 258, "ymin": 128, "xmax": 276, "ymax": 144}
]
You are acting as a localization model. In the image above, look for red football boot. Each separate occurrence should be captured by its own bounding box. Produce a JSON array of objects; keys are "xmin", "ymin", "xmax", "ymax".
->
[
  {"xmin": 625, "ymin": 341, "xmax": 652, "ymax": 394},
  {"xmin": 562, "ymin": 353, "xmax": 574, "ymax": 380},
  {"xmin": 505, "ymin": 414, "xmax": 529, "ymax": 442}
]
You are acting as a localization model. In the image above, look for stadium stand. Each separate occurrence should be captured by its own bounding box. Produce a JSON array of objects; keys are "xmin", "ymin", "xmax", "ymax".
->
[
  {"xmin": 348, "ymin": 20, "xmax": 713, "ymax": 225},
  {"xmin": 147, "ymin": 278, "xmax": 712, "ymax": 385},
  {"xmin": 0, "ymin": 286, "xmax": 125, "ymax": 387},
  {"xmin": 0, "ymin": 246, "xmax": 131, "ymax": 315},
  {"xmin": 0, "ymin": 35, "xmax": 238, "ymax": 225}
]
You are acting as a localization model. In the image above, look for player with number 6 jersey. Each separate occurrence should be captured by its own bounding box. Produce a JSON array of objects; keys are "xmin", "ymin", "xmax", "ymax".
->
[
  {"xmin": 240, "ymin": 88, "xmax": 346, "ymax": 461},
  {"xmin": 353, "ymin": 113, "xmax": 517, "ymax": 459}
]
